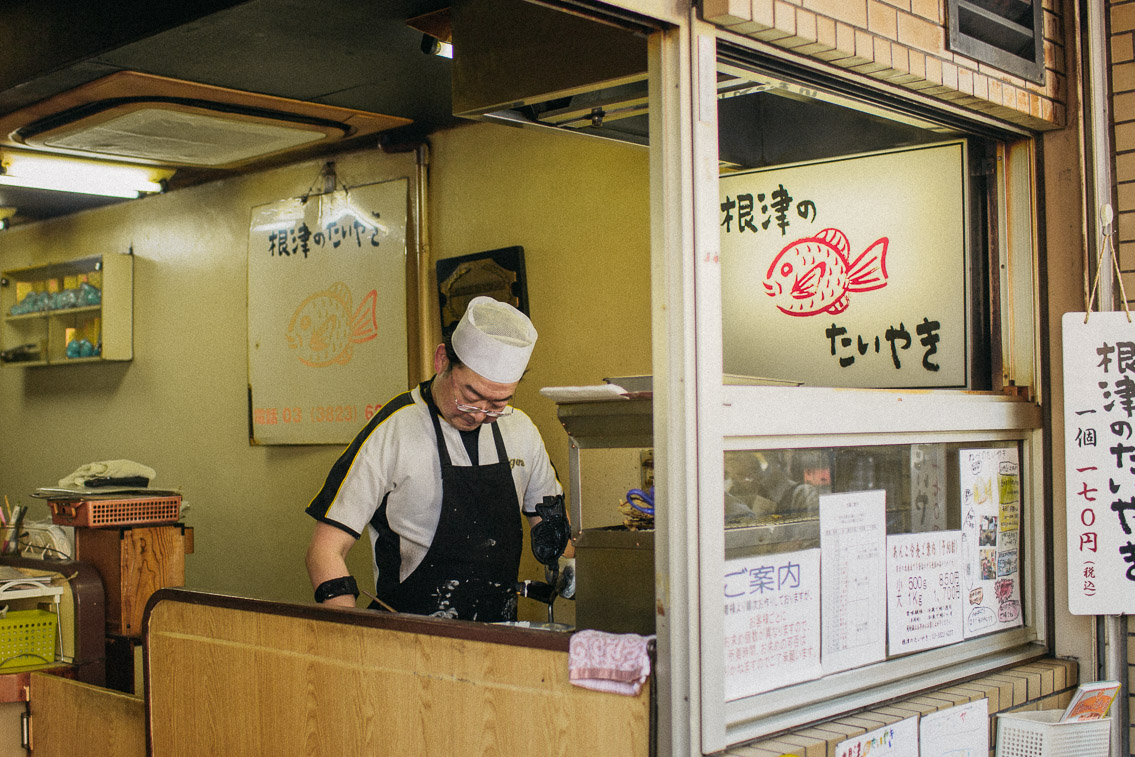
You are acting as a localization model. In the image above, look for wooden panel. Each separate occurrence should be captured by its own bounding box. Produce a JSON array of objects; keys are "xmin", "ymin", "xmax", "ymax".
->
[
  {"xmin": 146, "ymin": 594, "xmax": 651, "ymax": 757},
  {"xmin": 77, "ymin": 526, "xmax": 185, "ymax": 637},
  {"xmin": 29, "ymin": 673, "xmax": 143, "ymax": 757}
]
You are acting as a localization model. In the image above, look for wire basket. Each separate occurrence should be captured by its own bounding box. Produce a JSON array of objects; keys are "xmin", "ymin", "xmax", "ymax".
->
[
  {"xmin": 996, "ymin": 710, "xmax": 1111, "ymax": 757},
  {"xmin": 49, "ymin": 495, "xmax": 181, "ymax": 527},
  {"xmin": 0, "ymin": 609, "xmax": 56, "ymax": 669}
]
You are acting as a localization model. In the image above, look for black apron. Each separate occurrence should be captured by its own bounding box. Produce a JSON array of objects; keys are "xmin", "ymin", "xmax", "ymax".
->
[{"xmin": 373, "ymin": 398, "xmax": 523, "ymax": 622}]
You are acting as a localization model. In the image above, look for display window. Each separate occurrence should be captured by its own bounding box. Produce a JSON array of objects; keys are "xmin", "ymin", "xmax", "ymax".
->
[{"xmin": 697, "ymin": 40, "xmax": 1045, "ymax": 749}]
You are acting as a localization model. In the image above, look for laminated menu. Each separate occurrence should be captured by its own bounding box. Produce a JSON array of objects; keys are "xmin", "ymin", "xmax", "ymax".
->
[{"xmin": 1060, "ymin": 681, "xmax": 1121, "ymax": 722}]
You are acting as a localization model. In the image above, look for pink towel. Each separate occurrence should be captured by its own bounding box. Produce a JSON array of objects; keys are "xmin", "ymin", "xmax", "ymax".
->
[{"xmin": 568, "ymin": 629, "xmax": 653, "ymax": 696}]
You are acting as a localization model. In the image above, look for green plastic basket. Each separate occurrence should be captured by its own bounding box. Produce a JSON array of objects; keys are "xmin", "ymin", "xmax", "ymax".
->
[{"xmin": 0, "ymin": 610, "xmax": 56, "ymax": 668}]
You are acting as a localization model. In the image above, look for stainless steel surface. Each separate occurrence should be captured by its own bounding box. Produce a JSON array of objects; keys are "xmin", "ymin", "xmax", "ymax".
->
[
  {"xmin": 556, "ymin": 398, "xmax": 654, "ymax": 449},
  {"xmin": 724, "ymin": 517, "xmax": 819, "ymax": 556},
  {"xmin": 559, "ymin": 397, "xmax": 654, "ymax": 535}
]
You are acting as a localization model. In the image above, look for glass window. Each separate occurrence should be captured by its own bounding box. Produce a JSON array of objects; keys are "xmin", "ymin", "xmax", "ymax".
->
[{"xmin": 706, "ymin": 46, "xmax": 1043, "ymax": 748}]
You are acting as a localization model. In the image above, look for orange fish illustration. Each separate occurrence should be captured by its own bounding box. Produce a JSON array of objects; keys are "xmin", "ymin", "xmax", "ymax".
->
[
  {"xmin": 286, "ymin": 282, "xmax": 378, "ymax": 367},
  {"xmin": 763, "ymin": 228, "xmax": 889, "ymax": 317}
]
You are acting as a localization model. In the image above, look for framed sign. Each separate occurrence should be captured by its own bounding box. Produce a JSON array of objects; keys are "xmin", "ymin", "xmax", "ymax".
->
[
  {"xmin": 436, "ymin": 246, "xmax": 528, "ymax": 338},
  {"xmin": 720, "ymin": 141, "xmax": 968, "ymax": 388},
  {"xmin": 247, "ymin": 179, "xmax": 409, "ymax": 445}
]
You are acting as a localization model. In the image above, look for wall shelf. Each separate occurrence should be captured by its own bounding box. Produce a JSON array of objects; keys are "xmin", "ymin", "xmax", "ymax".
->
[{"xmin": 0, "ymin": 253, "xmax": 133, "ymax": 367}]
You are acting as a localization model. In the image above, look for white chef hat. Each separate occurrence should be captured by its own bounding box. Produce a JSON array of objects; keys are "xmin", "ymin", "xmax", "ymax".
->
[{"xmin": 451, "ymin": 296, "xmax": 538, "ymax": 383}]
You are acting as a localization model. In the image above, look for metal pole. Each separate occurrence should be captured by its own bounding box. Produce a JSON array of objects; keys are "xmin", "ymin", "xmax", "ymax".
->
[{"xmin": 1083, "ymin": 0, "xmax": 1126, "ymax": 754}]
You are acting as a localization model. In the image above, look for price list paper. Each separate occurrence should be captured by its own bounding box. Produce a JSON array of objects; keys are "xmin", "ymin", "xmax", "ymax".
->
[
  {"xmin": 959, "ymin": 447, "xmax": 1022, "ymax": 637},
  {"xmin": 886, "ymin": 531, "xmax": 963, "ymax": 653},
  {"xmin": 1063, "ymin": 311, "xmax": 1135, "ymax": 614},
  {"xmin": 723, "ymin": 548, "xmax": 821, "ymax": 701},
  {"xmin": 820, "ymin": 490, "xmax": 887, "ymax": 674}
]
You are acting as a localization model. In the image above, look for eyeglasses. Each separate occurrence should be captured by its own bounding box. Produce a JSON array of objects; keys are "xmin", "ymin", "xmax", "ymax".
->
[{"xmin": 454, "ymin": 393, "xmax": 514, "ymax": 418}]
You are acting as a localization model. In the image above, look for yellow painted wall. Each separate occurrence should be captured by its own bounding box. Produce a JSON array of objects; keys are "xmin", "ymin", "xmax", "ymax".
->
[{"xmin": 0, "ymin": 120, "xmax": 651, "ymax": 611}]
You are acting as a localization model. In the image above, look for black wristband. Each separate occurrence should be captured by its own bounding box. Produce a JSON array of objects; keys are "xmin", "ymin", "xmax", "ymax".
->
[{"xmin": 314, "ymin": 575, "xmax": 359, "ymax": 603}]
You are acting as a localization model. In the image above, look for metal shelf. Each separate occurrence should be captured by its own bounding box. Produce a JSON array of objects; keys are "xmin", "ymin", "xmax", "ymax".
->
[{"xmin": 555, "ymin": 398, "xmax": 653, "ymax": 450}]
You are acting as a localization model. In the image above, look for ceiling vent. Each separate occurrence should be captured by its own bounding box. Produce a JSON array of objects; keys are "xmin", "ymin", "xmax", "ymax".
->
[
  {"xmin": 946, "ymin": 0, "xmax": 1044, "ymax": 84},
  {"xmin": 0, "ymin": 71, "xmax": 412, "ymax": 169}
]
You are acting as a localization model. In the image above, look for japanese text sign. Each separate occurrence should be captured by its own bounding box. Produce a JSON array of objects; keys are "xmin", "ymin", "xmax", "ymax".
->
[
  {"xmin": 1063, "ymin": 311, "xmax": 1135, "ymax": 614},
  {"xmin": 248, "ymin": 180, "xmax": 408, "ymax": 445},
  {"xmin": 887, "ymin": 531, "xmax": 964, "ymax": 654},
  {"xmin": 724, "ymin": 548, "xmax": 821, "ymax": 700},
  {"xmin": 820, "ymin": 490, "xmax": 887, "ymax": 674},
  {"xmin": 720, "ymin": 141, "xmax": 967, "ymax": 388}
]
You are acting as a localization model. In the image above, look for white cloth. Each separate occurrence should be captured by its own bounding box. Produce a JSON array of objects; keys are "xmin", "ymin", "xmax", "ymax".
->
[
  {"xmin": 58, "ymin": 459, "xmax": 156, "ymax": 488},
  {"xmin": 451, "ymin": 296, "xmax": 537, "ymax": 383},
  {"xmin": 306, "ymin": 380, "xmax": 562, "ymax": 583},
  {"xmin": 568, "ymin": 630, "xmax": 653, "ymax": 696}
]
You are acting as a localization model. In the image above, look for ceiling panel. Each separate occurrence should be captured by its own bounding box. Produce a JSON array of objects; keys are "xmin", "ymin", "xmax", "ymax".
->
[{"xmin": 0, "ymin": 0, "xmax": 454, "ymax": 225}]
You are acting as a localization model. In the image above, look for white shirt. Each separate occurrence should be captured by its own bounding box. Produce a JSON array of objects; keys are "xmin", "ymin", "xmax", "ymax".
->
[{"xmin": 306, "ymin": 381, "xmax": 563, "ymax": 582}]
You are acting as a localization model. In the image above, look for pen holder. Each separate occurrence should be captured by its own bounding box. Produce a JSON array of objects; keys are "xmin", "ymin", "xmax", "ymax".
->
[{"xmin": 0, "ymin": 526, "xmax": 22, "ymax": 556}]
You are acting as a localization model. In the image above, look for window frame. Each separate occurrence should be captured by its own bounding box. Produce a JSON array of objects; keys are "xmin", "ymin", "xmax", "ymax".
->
[{"xmin": 690, "ymin": 31, "xmax": 1048, "ymax": 751}]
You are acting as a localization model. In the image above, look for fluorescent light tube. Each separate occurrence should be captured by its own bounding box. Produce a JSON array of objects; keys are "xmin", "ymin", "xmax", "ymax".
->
[
  {"xmin": 0, "ymin": 173, "xmax": 143, "ymax": 199},
  {"xmin": 0, "ymin": 151, "xmax": 168, "ymax": 199}
]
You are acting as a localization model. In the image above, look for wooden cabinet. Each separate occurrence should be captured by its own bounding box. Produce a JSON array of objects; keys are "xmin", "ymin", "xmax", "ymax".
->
[
  {"xmin": 75, "ymin": 525, "xmax": 187, "ymax": 637},
  {"xmin": 0, "ymin": 253, "xmax": 133, "ymax": 367}
]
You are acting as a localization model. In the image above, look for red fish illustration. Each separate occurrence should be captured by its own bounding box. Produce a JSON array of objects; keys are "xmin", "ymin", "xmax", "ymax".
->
[
  {"xmin": 763, "ymin": 228, "xmax": 889, "ymax": 317},
  {"xmin": 286, "ymin": 282, "xmax": 378, "ymax": 367}
]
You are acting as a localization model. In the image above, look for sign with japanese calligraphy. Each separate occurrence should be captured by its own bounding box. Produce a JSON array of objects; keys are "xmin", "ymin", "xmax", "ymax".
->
[
  {"xmin": 919, "ymin": 699, "xmax": 989, "ymax": 757},
  {"xmin": 959, "ymin": 447, "xmax": 1023, "ymax": 636},
  {"xmin": 248, "ymin": 179, "xmax": 409, "ymax": 444},
  {"xmin": 834, "ymin": 715, "xmax": 919, "ymax": 757},
  {"xmin": 1063, "ymin": 311, "xmax": 1135, "ymax": 614},
  {"xmin": 820, "ymin": 489, "xmax": 887, "ymax": 674},
  {"xmin": 720, "ymin": 141, "xmax": 967, "ymax": 388},
  {"xmin": 887, "ymin": 531, "xmax": 964, "ymax": 653},
  {"xmin": 723, "ymin": 548, "xmax": 821, "ymax": 700},
  {"xmin": 911, "ymin": 443, "xmax": 948, "ymax": 531}
]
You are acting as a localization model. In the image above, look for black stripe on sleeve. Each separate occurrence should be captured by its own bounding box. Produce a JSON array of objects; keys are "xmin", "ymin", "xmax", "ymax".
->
[{"xmin": 304, "ymin": 387, "xmax": 419, "ymax": 524}]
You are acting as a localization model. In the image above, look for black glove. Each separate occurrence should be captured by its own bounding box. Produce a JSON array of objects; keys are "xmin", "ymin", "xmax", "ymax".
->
[{"xmin": 530, "ymin": 494, "xmax": 570, "ymax": 568}]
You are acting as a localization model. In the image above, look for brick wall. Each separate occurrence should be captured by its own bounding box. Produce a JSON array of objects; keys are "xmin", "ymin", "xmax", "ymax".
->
[
  {"xmin": 702, "ymin": 0, "xmax": 1065, "ymax": 132},
  {"xmin": 724, "ymin": 658, "xmax": 1079, "ymax": 757},
  {"xmin": 1112, "ymin": 1, "xmax": 1135, "ymax": 304}
]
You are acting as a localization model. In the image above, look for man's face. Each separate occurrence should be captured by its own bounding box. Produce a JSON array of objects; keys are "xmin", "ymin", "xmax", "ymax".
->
[{"xmin": 438, "ymin": 362, "xmax": 519, "ymax": 431}]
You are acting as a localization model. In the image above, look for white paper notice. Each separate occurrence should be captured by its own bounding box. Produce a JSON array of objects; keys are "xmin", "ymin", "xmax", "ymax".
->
[
  {"xmin": 887, "ymin": 531, "xmax": 964, "ymax": 654},
  {"xmin": 835, "ymin": 716, "xmax": 919, "ymax": 757},
  {"xmin": 820, "ymin": 490, "xmax": 887, "ymax": 674},
  {"xmin": 724, "ymin": 548, "xmax": 821, "ymax": 700},
  {"xmin": 919, "ymin": 699, "xmax": 989, "ymax": 757},
  {"xmin": 959, "ymin": 447, "xmax": 1023, "ymax": 637}
]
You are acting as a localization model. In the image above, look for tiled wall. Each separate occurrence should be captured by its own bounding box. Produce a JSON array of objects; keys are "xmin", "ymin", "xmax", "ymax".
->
[
  {"xmin": 702, "ymin": 0, "xmax": 1065, "ymax": 132},
  {"xmin": 725, "ymin": 658, "xmax": 1079, "ymax": 757}
]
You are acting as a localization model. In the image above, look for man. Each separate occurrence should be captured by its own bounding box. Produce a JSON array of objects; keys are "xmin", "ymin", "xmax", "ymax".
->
[{"xmin": 305, "ymin": 296, "xmax": 565, "ymax": 622}]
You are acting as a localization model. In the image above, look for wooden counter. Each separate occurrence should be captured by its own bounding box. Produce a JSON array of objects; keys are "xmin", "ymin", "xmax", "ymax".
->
[{"xmin": 143, "ymin": 589, "xmax": 652, "ymax": 756}]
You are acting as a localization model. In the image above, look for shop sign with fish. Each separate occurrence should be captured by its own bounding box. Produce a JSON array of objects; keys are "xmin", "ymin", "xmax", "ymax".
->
[
  {"xmin": 720, "ymin": 141, "xmax": 967, "ymax": 388},
  {"xmin": 248, "ymin": 178, "xmax": 409, "ymax": 445}
]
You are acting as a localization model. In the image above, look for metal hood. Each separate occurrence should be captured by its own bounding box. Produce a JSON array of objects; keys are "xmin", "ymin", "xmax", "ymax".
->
[{"xmin": 449, "ymin": 0, "xmax": 652, "ymax": 145}]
